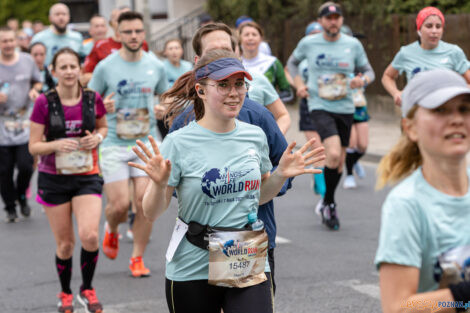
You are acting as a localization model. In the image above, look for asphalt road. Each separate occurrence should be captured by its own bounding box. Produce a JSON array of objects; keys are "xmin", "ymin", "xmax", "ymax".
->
[{"xmin": 0, "ymin": 162, "xmax": 390, "ymax": 313}]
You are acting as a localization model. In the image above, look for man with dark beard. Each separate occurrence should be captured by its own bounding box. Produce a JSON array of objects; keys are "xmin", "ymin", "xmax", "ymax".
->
[
  {"xmin": 88, "ymin": 11, "xmax": 168, "ymax": 278},
  {"xmin": 287, "ymin": 2, "xmax": 374, "ymax": 230},
  {"xmin": 31, "ymin": 3, "xmax": 84, "ymax": 66}
]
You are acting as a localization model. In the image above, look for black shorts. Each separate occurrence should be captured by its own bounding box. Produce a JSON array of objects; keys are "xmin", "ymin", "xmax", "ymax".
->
[
  {"xmin": 37, "ymin": 172, "xmax": 103, "ymax": 206},
  {"xmin": 310, "ymin": 110, "xmax": 354, "ymax": 147},
  {"xmin": 299, "ymin": 98, "xmax": 316, "ymax": 131},
  {"xmin": 166, "ymin": 273, "xmax": 274, "ymax": 313}
]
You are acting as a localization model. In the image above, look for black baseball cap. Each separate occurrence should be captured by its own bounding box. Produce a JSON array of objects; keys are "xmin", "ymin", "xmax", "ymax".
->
[{"xmin": 318, "ymin": 3, "xmax": 342, "ymax": 18}]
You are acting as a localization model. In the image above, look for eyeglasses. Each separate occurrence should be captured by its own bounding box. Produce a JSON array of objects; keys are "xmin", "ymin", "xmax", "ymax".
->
[
  {"xmin": 200, "ymin": 81, "xmax": 249, "ymax": 96},
  {"xmin": 120, "ymin": 29, "xmax": 144, "ymax": 35}
]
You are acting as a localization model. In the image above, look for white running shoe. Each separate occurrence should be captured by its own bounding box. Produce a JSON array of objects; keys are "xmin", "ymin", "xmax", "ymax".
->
[
  {"xmin": 343, "ymin": 175, "xmax": 357, "ymax": 189},
  {"xmin": 315, "ymin": 199, "xmax": 323, "ymax": 216},
  {"xmin": 354, "ymin": 162, "xmax": 366, "ymax": 179}
]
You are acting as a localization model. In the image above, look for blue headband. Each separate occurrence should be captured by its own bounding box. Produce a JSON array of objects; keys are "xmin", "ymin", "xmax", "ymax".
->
[{"xmin": 195, "ymin": 58, "xmax": 252, "ymax": 82}]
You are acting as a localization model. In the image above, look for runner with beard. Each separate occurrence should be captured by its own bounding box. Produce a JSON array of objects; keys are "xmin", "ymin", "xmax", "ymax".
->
[
  {"xmin": 31, "ymin": 3, "xmax": 84, "ymax": 66},
  {"xmin": 287, "ymin": 2, "xmax": 375, "ymax": 230}
]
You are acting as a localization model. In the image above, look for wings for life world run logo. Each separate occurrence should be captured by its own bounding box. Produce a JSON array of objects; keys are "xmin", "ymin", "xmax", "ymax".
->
[
  {"xmin": 117, "ymin": 79, "xmax": 152, "ymax": 96},
  {"xmin": 315, "ymin": 53, "xmax": 349, "ymax": 68},
  {"xmin": 201, "ymin": 167, "xmax": 259, "ymax": 199},
  {"xmin": 222, "ymin": 239, "xmax": 258, "ymax": 258}
]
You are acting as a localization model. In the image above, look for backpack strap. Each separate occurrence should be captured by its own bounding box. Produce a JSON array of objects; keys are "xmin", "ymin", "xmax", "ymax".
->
[
  {"xmin": 81, "ymin": 88, "xmax": 96, "ymax": 135},
  {"xmin": 45, "ymin": 89, "xmax": 66, "ymax": 141}
]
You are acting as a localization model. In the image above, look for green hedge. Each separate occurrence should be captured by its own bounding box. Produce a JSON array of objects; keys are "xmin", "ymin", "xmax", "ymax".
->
[{"xmin": 0, "ymin": 0, "xmax": 57, "ymax": 26}]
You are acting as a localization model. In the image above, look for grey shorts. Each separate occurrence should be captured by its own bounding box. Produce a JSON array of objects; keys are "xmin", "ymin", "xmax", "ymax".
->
[{"xmin": 99, "ymin": 145, "xmax": 148, "ymax": 184}]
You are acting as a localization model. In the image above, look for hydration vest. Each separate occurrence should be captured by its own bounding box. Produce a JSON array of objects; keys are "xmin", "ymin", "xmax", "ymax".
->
[{"xmin": 44, "ymin": 88, "xmax": 96, "ymax": 141}]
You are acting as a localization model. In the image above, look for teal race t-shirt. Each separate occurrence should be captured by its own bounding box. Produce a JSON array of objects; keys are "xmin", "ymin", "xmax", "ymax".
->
[
  {"xmin": 391, "ymin": 41, "xmax": 469, "ymax": 82},
  {"xmin": 163, "ymin": 59, "xmax": 193, "ymax": 88},
  {"xmin": 375, "ymin": 168, "xmax": 470, "ymax": 292},
  {"xmin": 293, "ymin": 33, "xmax": 369, "ymax": 114},
  {"xmin": 161, "ymin": 120, "xmax": 273, "ymax": 281},
  {"xmin": 88, "ymin": 51, "xmax": 168, "ymax": 147},
  {"xmin": 247, "ymin": 71, "xmax": 279, "ymax": 106},
  {"xmin": 31, "ymin": 28, "xmax": 84, "ymax": 66}
]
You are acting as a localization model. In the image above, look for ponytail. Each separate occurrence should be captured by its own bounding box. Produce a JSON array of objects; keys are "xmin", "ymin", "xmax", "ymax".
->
[{"xmin": 376, "ymin": 106, "xmax": 421, "ymax": 189}]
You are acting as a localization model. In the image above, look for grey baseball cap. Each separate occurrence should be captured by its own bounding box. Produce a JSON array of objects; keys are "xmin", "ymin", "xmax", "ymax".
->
[{"xmin": 401, "ymin": 69, "xmax": 470, "ymax": 117}]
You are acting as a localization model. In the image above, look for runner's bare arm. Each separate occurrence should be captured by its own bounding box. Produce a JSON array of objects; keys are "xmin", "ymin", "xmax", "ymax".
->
[
  {"xmin": 382, "ymin": 65, "xmax": 402, "ymax": 106},
  {"xmin": 287, "ymin": 54, "xmax": 309, "ymax": 98},
  {"xmin": 29, "ymin": 121, "xmax": 79, "ymax": 156},
  {"xmin": 266, "ymin": 98, "xmax": 291, "ymax": 134},
  {"xmin": 379, "ymin": 263, "xmax": 456, "ymax": 313}
]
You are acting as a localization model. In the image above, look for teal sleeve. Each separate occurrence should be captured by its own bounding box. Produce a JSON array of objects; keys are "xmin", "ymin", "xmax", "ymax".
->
[
  {"xmin": 391, "ymin": 49, "xmax": 405, "ymax": 74},
  {"xmin": 260, "ymin": 133, "xmax": 273, "ymax": 175},
  {"xmin": 160, "ymin": 135, "xmax": 181, "ymax": 187},
  {"xmin": 375, "ymin": 194, "xmax": 423, "ymax": 269},
  {"xmin": 259, "ymin": 74, "xmax": 279, "ymax": 106},
  {"xmin": 292, "ymin": 38, "xmax": 307, "ymax": 62},
  {"xmin": 273, "ymin": 59, "xmax": 291, "ymax": 92},
  {"xmin": 354, "ymin": 40, "xmax": 369, "ymax": 68},
  {"xmin": 88, "ymin": 64, "xmax": 106, "ymax": 95},
  {"xmin": 452, "ymin": 46, "xmax": 469, "ymax": 75},
  {"xmin": 155, "ymin": 64, "xmax": 169, "ymax": 94}
]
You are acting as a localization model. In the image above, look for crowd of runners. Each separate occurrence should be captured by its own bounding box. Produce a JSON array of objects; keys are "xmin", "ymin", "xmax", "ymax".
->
[{"xmin": 1, "ymin": 1, "xmax": 470, "ymax": 313}]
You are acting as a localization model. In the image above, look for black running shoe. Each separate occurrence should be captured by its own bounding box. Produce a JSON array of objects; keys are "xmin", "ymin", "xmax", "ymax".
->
[
  {"xmin": 19, "ymin": 200, "xmax": 31, "ymax": 217},
  {"xmin": 320, "ymin": 202, "xmax": 340, "ymax": 230},
  {"xmin": 5, "ymin": 206, "xmax": 18, "ymax": 223}
]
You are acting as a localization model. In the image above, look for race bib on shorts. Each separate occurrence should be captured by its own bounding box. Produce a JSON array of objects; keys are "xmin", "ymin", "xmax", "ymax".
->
[
  {"xmin": 208, "ymin": 229, "xmax": 268, "ymax": 288},
  {"xmin": 352, "ymin": 88, "xmax": 367, "ymax": 107},
  {"xmin": 317, "ymin": 73, "xmax": 348, "ymax": 101},
  {"xmin": 434, "ymin": 245, "xmax": 470, "ymax": 289},
  {"xmin": 55, "ymin": 138, "xmax": 93, "ymax": 175},
  {"xmin": 116, "ymin": 108, "xmax": 150, "ymax": 139}
]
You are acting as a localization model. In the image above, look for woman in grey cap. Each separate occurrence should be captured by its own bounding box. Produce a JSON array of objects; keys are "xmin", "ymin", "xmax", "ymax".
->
[{"xmin": 375, "ymin": 69, "xmax": 470, "ymax": 312}]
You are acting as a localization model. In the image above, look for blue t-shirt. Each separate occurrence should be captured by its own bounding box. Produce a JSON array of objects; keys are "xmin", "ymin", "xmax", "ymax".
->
[
  {"xmin": 293, "ymin": 33, "xmax": 369, "ymax": 114},
  {"xmin": 163, "ymin": 59, "xmax": 193, "ymax": 88},
  {"xmin": 170, "ymin": 97, "xmax": 292, "ymax": 250},
  {"xmin": 162, "ymin": 120, "xmax": 273, "ymax": 281},
  {"xmin": 375, "ymin": 168, "xmax": 470, "ymax": 292},
  {"xmin": 88, "ymin": 52, "xmax": 168, "ymax": 147},
  {"xmin": 391, "ymin": 41, "xmax": 469, "ymax": 82},
  {"xmin": 31, "ymin": 28, "xmax": 84, "ymax": 66},
  {"xmin": 247, "ymin": 71, "xmax": 279, "ymax": 106}
]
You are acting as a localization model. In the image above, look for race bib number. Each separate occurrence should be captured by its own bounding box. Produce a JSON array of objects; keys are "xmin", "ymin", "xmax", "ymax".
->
[
  {"xmin": 435, "ymin": 245, "xmax": 470, "ymax": 289},
  {"xmin": 116, "ymin": 108, "xmax": 150, "ymax": 139},
  {"xmin": 318, "ymin": 73, "xmax": 348, "ymax": 101},
  {"xmin": 352, "ymin": 88, "xmax": 367, "ymax": 107},
  {"xmin": 55, "ymin": 138, "xmax": 93, "ymax": 175},
  {"xmin": 208, "ymin": 229, "xmax": 268, "ymax": 288}
]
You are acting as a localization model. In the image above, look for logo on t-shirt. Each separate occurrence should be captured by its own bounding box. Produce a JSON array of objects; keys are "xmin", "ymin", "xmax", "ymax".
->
[
  {"xmin": 201, "ymin": 167, "xmax": 257, "ymax": 199},
  {"xmin": 411, "ymin": 67, "xmax": 422, "ymax": 78},
  {"xmin": 315, "ymin": 53, "xmax": 349, "ymax": 68},
  {"xmin": 116, "ymin": 79, "xmax": 152, "ymax": 96}
]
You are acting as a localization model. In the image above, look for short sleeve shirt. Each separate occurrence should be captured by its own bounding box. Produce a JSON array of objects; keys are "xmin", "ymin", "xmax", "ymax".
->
[
  {"xmin": 161, "ymin": 120, "xmax": 273, "ymax": 281},
  {"xmin": 31, "ymin": 28, "xmax": 84, "ymax": 66},
  {"xmin": 293, "ymin": 33, "xmax": 369, "ymax": 114},
  {"xmin": 88, "ymin": 51, "xmax": 168, "ymax": 147},
  {"xmin": 247, "ymin": 71, "xmax": 279, "ymax": 106},
  {"xmin": 375, "ymin": 168, "xmax": 470, "ymax": 292},
  {"xmin": 29, "ymin": 92, "xmax": 106, "ymax": 175},
  {"xmin": 163, "ymin": 59, "xmax": 193, "ymax": 88},
  {"xmin": 391, "ymin": 41, "xmax": 469, "ymax": 82},
  {"xmin": 0, "ymin": 53, "xmax": 42, "ymax": 146}
]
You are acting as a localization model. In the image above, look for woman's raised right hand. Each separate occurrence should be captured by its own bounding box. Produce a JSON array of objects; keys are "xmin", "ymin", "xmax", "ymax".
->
[{"xmin": 128, "ymin": 135, "xmax": 171, "ymax": 186}]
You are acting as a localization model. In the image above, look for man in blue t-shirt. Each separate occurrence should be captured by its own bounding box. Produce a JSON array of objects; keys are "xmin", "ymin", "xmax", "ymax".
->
[
  {"xmin": 31, "ymin": 3, "xmax": 84, "ymax": 66},
  {"xmin": 287, "ymin": 2, "xmax": 375, "ymax": 230},
  {"xmin": 88, "ymin": 11, "xmax": 168, "ymax": 278},
  {"xmin": 167, "ymin": 22, "xmax": 292, "ymax": 293}
]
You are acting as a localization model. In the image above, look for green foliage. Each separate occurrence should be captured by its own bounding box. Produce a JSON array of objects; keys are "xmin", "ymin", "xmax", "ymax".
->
[{"xmin": 0, "ymin": 0, "xmax": 57, "ymax": 26}]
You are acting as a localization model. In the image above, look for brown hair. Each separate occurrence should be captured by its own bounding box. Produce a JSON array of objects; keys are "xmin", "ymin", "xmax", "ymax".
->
[
  {"xmin": 164, "ymin": 38, "xmax": 183, "ymax": 51},
  {"xmin": 192, "ymin": 22, "xmax": 235, "ymax": 56},
  {"xmin": 162, "ymin": 49, "xmax": 239, "ymax": 127},
  {"xmin": 238, "ymin": 21, "xmax": 264, "ymax": 38},
  {"xmin": 376, "ymin": 106, "xmax": 421, "ymax": 189},
  {"xmin": 51, "ymin": 47, "xmax": 80, "ymax": 70}
]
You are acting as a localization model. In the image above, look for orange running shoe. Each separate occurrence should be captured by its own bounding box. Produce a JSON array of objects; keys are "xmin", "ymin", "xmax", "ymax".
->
[
  {"xmin": 77, "ymin": 288, "xmax": 103, "ymax": 313},
  {"xmin": 57, "ymin": 291, "xmax": 74, "ymax": 313},
  {"xmin": 129, "ymin": 256, "xmax": 151, "ymax": 277},
  {"xmin": 102, "ymin": 222, "xmax": 119, "ymax": 259}
]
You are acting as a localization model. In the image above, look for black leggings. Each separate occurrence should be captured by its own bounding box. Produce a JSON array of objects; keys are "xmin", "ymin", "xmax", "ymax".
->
[
  {"xmin": 0, "ymin": 144, "xmax": 34, "ymax": 208},
  {"xmin": 165, "ymin": 273, "xmax": 274, "ymax": 313}
]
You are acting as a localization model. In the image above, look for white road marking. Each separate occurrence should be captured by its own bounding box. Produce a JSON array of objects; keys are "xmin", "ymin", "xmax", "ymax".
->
[
  {"xmin": 275, "ymin": 236, "xmax": 292, "ymax": 244},
  {"xmin": 336, "ymin": 279, "xmax": 381, "ymax": 300}
]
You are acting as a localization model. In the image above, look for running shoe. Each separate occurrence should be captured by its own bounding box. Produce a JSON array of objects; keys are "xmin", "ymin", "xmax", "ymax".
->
[
  {"xmin": 314, "ymin": 198, "xmax": 323, "ymax": 216},
  {"xmin": 102, "ymin": 222, "xmax": 119, "ymax": 259},
  {"xmin": 129, "ymin": 256, "xmax": 151, "ymax": 277},
  {"xmin": 57, "ymin": 291, "xmax": 74, "ymax": 313},
  {"xmin": 320, "ymin": 202, "xmax": 340, "ymax": 230},
  {"xmin": 313, "ymin": 171, "xmax": 326, "ymax": 197},
  {"xmin": 5, "ymin": 206, "xmax": 18, "ymax": 223},
  {"xmin": 343, "ymin": 175, "xmax": 357, "ymax": 189},
  {"xmin": 19, "ymin": 200, "xmax": 31, "ymax": 217},
  {"xmin": 354, "ymin": 162, "xmax": 366, "ymax": 179},
  {"xmin": 126, "ymin": 229, "xmax": 134, "ymax": 241},
  {"xmin": 77, "ymin": 288, "xmax": 103, "ymax": 313}
]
